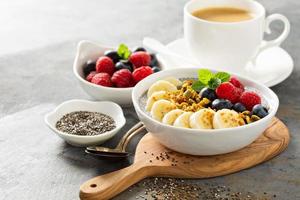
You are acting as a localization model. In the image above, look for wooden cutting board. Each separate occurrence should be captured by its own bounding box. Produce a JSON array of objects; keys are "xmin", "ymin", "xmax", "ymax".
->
[{"xmin": 80, "ymin": 118, "xmax": 289, "ymax": 200}]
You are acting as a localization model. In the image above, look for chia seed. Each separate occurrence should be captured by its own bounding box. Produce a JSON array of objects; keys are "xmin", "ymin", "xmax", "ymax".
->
[
  {"xmin": 126, "ymin": 177, "xmax": 275, "ymax": 200},
  {"xmin": 55, "ymin": 111, "xmax": 116, "ymax": 136}
]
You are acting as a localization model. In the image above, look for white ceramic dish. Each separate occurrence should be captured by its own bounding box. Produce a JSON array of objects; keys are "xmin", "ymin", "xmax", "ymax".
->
[
  {"xmin": 73, "ymin": 40, "xmax": 133, "ymax": 106},
  {"xmin": 132, "ymin": 68, "xmax": 279, "ymax": 155},
  {"xmin": 158, "ymin": 38, "xmax": 294, "ymax": 87},
  {"xmin": 45, "ymin": 99, "xmax": 126, "ymax": 147}
]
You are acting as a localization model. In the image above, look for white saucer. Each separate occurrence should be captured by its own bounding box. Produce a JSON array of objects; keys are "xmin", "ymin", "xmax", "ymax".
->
[{"xmin": 158, "ymin": 38, "xmax": 294, "ymax": 87}]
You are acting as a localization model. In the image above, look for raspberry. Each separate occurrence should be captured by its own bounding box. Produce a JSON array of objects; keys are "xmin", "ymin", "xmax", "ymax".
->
[
  {"xmin": 216, "ymin": 82, "xmax": 240, "ymax": 103},
  {"xmin": 235, "ymin": 87, "xmax": 243, "ymax": 97},
  {"xmin": 240, "ymin": 91, "xmax": 261, "ymax": 110},
  {"xmin": 229, "ymin": 77, "xmax": 244, "ymax": 91},
  {"xmin": 86, "ymin": 71, "xmax": 97, "ymax": 82},
  {"xmin": 111, "ymin": 69, "xmax": 134, "ymax": 88},
  {"xmin": 91, "ymin": 73, "xmax": 112, "ymax": 87},
  {"xmin": 132, "ymin": 66, "xmax": 153, "ymax": 83},
  {"xmin": 96, "ymin": 56, "xmax": 115, "ymax": 75},
  {"xmin": 129, "ymin": 52, "xmax": 151, "ymax": 68}
]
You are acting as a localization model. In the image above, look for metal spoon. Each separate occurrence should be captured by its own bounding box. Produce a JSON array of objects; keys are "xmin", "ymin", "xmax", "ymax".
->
[{"xmin": 85, "ymin": 122, "xmax": 145, "ymax": 158}]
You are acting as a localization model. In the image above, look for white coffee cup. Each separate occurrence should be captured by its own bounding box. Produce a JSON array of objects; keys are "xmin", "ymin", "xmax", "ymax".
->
[{"xmin": 184, "ymin": 0, "xmax": 290, "ymax": 72}]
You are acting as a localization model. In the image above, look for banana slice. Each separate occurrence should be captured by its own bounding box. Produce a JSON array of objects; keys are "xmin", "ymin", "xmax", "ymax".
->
[
  {"xmin": 162, "ymin": 109, "xmax": 184, "ymax": 125},
  {"xmin": 164, "ymin": 77, "xmax": 182, "ymax": 87},
  {"xmin": 151, "ymin": 100, "xmax": 176, "ymax": 122},
  {"xmin": 213, "ymin": 109, "xmax": 245, "ymax": 129},
  {"xmin": 190, "ymin": 109, "xmax": 215, "ymax": 129},
  {"xmin": 145, "ymin": 91, "xmax": 168, "ymax": 112},
  {"xmin": 147, "ymin": 80, "xmax": 177, "ymax": 98},
  {"xmin": 173, "ymin": 112, "xmax": 193, "ymax": 128}
]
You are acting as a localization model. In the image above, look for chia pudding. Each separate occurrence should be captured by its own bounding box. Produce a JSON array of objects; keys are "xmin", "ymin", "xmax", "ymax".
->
[{"xmin": 138, "ymin": 71, "xmax": 269, "ymax": 130}]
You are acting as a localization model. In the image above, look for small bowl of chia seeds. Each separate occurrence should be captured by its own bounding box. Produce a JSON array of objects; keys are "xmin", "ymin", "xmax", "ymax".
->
[{"xmin": 45, "ymin": 99, "xmax": 126, "ymax": 147}]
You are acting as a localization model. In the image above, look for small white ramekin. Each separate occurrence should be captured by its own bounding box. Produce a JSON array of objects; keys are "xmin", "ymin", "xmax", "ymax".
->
[{"xmin": 45, "ymin": 99, "xmax": 126, "ymax": 147}]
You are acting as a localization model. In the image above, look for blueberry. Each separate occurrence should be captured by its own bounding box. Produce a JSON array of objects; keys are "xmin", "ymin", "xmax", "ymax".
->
[
  {"xmin": 104, "ymin": 50, "xmax": 120, "ymax": 63},
  {"xmin": 150, "ymin": 54, "xmax": 159, "ymax": 67},
  {"xmin": 115, "ymin": 61, "xmax": 133, "ymax": 72},
  {"xmin": 211, "ymin": 99, "xmax": 233, "ymax": 110},
  {"xmin": 152, "ymin": 66, "xmax": 161, "ymax": 73},
  {"xmin": 233, "ymin": 103, "xmax": 247, "ymax": 113},
  {"xmin": 200, "ymin": 88, "xmax": 217, "ymax": 101},
  {"xmin": 252, "ymin": 104, "xmax": 268, "ymax": 118},
  {"xmin": 83, "ymin": 60, "xmax": 96, "ymax": 76},
  {"xmin": 134, "ymin": 47, "xmax": 147, "ymax": 52}
]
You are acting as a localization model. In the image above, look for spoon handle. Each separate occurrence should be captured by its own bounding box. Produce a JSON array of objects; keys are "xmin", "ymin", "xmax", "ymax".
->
[
  {"xmin": 143, "ymin": 37, "xmax": 199, "ymax": 66},
  {"xmin": 121, "ymin": 125, "xmax": 146, "ymax": 151},
  {"xmin": 115, "ymin": 122, "xmax": 144, "ymax": 150}
]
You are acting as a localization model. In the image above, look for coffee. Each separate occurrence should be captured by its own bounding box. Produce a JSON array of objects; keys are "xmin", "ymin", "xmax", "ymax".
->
[{"xmin": 192, "ymin": 7, "xmax": 252, "ymax": 22}]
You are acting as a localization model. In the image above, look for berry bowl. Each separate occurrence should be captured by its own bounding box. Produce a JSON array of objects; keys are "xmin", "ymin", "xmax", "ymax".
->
[
  {"xmin": 132, "ymin": 68, "xmax": 279, "ymax": 155},
  {"xmin": 73, "ymin": 40, "xmax": 162, "ymax": 106},
  {"xmin": 44, "ymin": 99, "xmax": 126, "ymax": 147}
]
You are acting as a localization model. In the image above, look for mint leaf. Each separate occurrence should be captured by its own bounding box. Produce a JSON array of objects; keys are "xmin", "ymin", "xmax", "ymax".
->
[
  {"xmin": 124, "ymin": 50, "xmax": 131, "ymax": 59},
  {"xmin": 208, "ymin": 77, "xmax": 221, "ymax": 90},
  {"xmin": 214, "ymin": 72, "xmax": 230, "ymax": 83},
  {"xmin": 117, "ymin": 44, "xmax": 131, "ymax": 59},
  {"xmin": 191, "ymin": 69, "xmax": 231, "ymax": 93},
  {"xmin": 198, "ymin": 69, "xmax": 214, "ymax": 84},
  {"xmin": 192, "ymin": 81, "xmax": 206, "ymax": 92}
]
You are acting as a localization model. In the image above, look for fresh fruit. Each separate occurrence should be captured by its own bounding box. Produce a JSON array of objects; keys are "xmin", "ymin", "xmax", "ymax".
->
[
  {"xmin": 150, "ymin": 100, "xmax": 176, "ymax": 121},
  {"xmin": 96, "ymin": 56, "xmax": 115, "ymax": 75},
  {"xmin": 200, "ymin": 88, "xmax": 217, "ymax": 101},
  {"xmin": 252, "ymin": 104, "xmax": 268, "ymax": 118},
  {"xmin": 229, "ymin": 77, "xmax": 244, "ymax": 91},
  {"xmin": 147, "ymin": 80, "xmax": 177, "ymax": 97},
  {"xmin": 86, "ymin": 71, "xmax": 97, "ymax": 82},
  {"xmin": 152, "ymin": 66, "xmax": 161, "ymax": 73},
  {"xmin": 132, "ymin": 66, "xmax": 153, "ymax": 83},
  {"xmin": 213, "ymin": 109, "xmax": 245, "ymax": 129},
  {"xmin": 173, "ymin": 112, "xmax": 193, "ymax": 128},
  {"xmin": 115, "ymin": 61, "xmax": 133, "ymax": 72},
  {"xmin": 191, "ymin": 69, "xmax": 230, "ymax": 92},
  {"xmin": 164, "ymin": 77, "xmax": 182, "ymax": 87},
  {"xmin": 83, "ymin": 43, "xmax": 161, "ymax": 88},
  {"xmin": 240, "ymin": 91, "xmax": 261, "ymax": 110},
  {"xmin": 133, "ymin": 47, "xmax": 146, "ymax": 52},
  {"xmin": 91, "ymin": 73, "xmax": 112, "ymax": 87},
  {"xmin": 111, "ymin": 69, "xmax": 133, "ymax": 88},
  {"xmin": 233, "ymin": 103, "xmax": 247, "ymax": 112},
  {"xmin": 129, "ymin": 51, "xmax": 151, "ymax": 68},
  {"xmin": 150, "ymin": 54, "xmax": 159, "ymax": 67},
  {"xmin": 235, "ymin": 88, "xmax": 243, "ymax": 98},
  {"xmin": 104, "ymin": 50, "xmax": 120, "ymax": 63},
  {"xmin": 190, "ymin": 109, "xmax": 215, "ymax": 129},
  {"xmin": 83, "ymin": 60, "xmax": 96, "ymax": 76},
  {"xmin": 211, "ymin": 99, "xmax": 233, "ymax": 110},
  {"xmin": 162, "ymin": 109, "xmax": 184, "ymax": 125},
  {"xmin": 145, "ymin": 91, "xmax": 168, "ymax": 111},
  {"xmin": 216, "ymin": 82, "xmax": 240, "ymax": 103}
]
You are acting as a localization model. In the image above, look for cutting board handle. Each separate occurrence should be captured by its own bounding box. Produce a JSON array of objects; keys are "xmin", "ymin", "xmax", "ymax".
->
[{"xmin": 80, "ymin": 164, "xmax": 152, "ymax": 200}]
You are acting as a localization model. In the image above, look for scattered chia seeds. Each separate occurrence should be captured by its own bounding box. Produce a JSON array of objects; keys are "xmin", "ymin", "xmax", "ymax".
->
[
  {"xmin": 55, "ymin": 111, "xmax": 116, "ymax": 136},
  {"xmin": 122, "ymin": 178, "xmax": 276, "ymax": 200}
]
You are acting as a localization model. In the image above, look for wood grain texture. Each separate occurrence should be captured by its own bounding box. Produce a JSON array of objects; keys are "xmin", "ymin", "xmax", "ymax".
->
[{"xmin": 80, "ymin": 118, "xmax": 290, "ymax": 200}]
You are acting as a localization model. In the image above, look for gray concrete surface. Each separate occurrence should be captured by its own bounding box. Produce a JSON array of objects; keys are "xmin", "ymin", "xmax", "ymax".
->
[{"xmin": 0, "ymin": 0, "xmax": 299, "ymax": 199}]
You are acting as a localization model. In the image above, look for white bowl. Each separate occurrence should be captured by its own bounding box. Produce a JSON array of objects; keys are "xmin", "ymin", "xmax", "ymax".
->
[
  {"xmin": 73, "ymin": 40, "xmax": 133, "ymax": 106},
  {"xmin": 132, "ymin": 68, "xmax": 279, "ymax": 155},
  {"xmin": 45, "ymin": 99, "xmax": 126, "ymax": 147}
]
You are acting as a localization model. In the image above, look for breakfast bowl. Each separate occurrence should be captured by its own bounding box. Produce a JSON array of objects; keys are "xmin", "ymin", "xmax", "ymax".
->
[
  {"xmin": 132, "ymin": 68, "xmax": 279, "ymax": 155},
  {"xmin": 73, "ymin": 40, "xmax": 162, "ymax": 106},
  {"xmin": 45, "ymin": 99, "xmax": 126, "ymax": 147}
]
